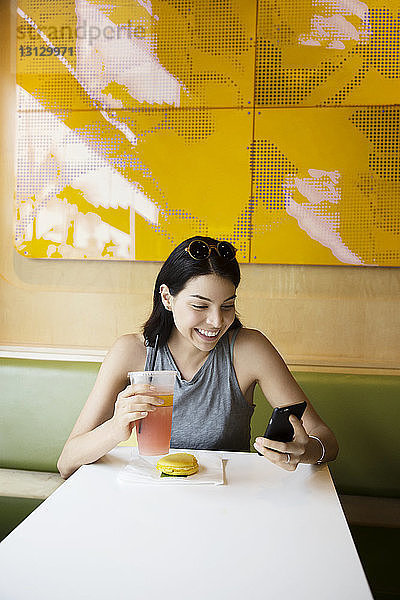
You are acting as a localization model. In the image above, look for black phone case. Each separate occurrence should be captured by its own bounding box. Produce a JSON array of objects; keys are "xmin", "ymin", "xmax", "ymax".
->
[{"xmin": 264, "ymin": 401, "xmax": 307, "ymax": 443}]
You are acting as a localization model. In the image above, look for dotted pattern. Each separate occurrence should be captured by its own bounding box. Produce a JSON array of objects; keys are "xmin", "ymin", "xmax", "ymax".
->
[
  {"xmin": 346, "ymin": 106, "xmax": 399, "ymax": 263},
  {"xmin": 162, "ymin": 204, "xmax": 208, "ymax": 232},
  {"xmin": 153, "ymin": 0, "xmax": 252, "ymax": 106},
  {"xmin": 251, "ymin": 106, "xmax": 399, "ymax": 265},
  {"xmin": 351, "ymin": 106, "xmax": 400, "ymax": 182},
  {"xmin": 255, "ymin": 39, "xmax": 340, "ymax": 106},
  {"xmin": 17, "ymin": 2, "xmax": 399, "ymax": 110},
  {"xmin": 160, "ymin": 0, "xmax": 250, "ymax": 57},
  {"xmin": 372, "ymin": 194, "xmax": 400, "ymax": 236},
  {"xmin": 250, "ymin": 140, "xmax": 296, "ymax": 211},
  {"xmin": 256, "ymin": 2, "xmax": 399, "ymax": 107},
  {"xmin": 17, "ymin": 0, "xmax": 253, "ymax": 111},
  {"xmin": 117, "ymin": 103, "xmax": 226, "ymax": 149},
  {"xmin": 323, "ymin": 8, "xmax": 400, "ymax": 105}
]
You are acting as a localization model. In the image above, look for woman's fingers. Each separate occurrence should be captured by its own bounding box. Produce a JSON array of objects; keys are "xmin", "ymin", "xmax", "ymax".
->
[
  {"xmin": 120, "ymin": 397, "xmax": 164, "ymax": 411},
  {"xmin": 289, "ymin": 415, "xmax": 309, "ymax": 444},
  {"xmin": 254, "ymin": 442, "xmax": 298, "ymax": 471},
  {"xmin": 118, "ymin": 383, "xmax": 165, "ymax": 404},
  {"xmin": 111, "ymin": 384, "xmax": 168, "ymax": 442},
  {"xmin": 113, "ymin": 383, "xmax": 167, "ymax": 434},
  {"xmin": 254, "ymin": 437, "xmax": 304, "ymax": 459},
  {"xmin": 118, "ymin": 383, "xmax": 158, "ymax": 398},
  {"xmin": 117, "ymin": 388, "xmax": 165, "ymax": 409},
  {"xmin": 254, "ymin": 415, "xmax": 310, "ymax": 471},
  {"xmin": 115, "ymin": 400, "xmax": 160, "ymax": 427},
  {"xmin": 122, "ymin": 410, "xmax": 148, "ymax": 424}
]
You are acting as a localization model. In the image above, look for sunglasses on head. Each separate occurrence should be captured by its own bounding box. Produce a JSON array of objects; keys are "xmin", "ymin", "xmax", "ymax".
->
[{"xmin": 185, "ymin": 240, "xmax": 237, "ymax": 261}]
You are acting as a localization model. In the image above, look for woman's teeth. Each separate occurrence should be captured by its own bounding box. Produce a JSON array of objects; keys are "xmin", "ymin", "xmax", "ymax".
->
[{"xmin": 196, "ymin": 328, "xmax": 220, "ymax": 338}]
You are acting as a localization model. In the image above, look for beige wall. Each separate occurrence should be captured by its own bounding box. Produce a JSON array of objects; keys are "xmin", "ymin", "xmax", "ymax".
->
[{"xmin": 1, "ymin": 2, "xmax": 399, "ymax": 370}]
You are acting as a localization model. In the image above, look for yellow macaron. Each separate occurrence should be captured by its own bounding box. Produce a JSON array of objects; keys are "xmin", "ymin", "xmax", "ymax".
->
[{"xmin": 156, "ymin": 453, "xmax": 199, "ymax": 476}]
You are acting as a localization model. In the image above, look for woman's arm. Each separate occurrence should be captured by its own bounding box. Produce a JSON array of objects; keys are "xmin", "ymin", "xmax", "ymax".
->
[
  {"xmin": 234, "ymin": 329, "xmax": 339, "ymax": 469},
  {"xmin": 57, "ymin": 334, "xmax": 158, "ymax": 479}
]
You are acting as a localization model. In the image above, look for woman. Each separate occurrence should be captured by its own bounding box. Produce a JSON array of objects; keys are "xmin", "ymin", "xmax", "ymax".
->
[{"xmin": 57, "ymin": 236, "xmax": 338, "ymax": 479}]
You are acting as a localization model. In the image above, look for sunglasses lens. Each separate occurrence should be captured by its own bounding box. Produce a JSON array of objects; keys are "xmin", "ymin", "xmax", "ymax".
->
[
  {"xmin": 217, "ymin": 242, "xmax": 236, "ymax": 260},
  {"xmin": 188, "ymin": 240, "xmax": 210, "ymax": 259}
]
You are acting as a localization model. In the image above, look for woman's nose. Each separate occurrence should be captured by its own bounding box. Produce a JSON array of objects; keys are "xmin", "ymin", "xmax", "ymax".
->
[{"xmin": 206, "ymin": 309, "xmax": 223, "ymax": 328}]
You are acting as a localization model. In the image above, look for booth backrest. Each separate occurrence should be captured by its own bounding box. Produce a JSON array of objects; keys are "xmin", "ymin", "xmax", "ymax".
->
[
  {"xmin": 0, "ymin": 358, "xmax": 100, "ymax": 472},
  {"xmin": 1, "ymin": 357, "xmax": 399, "ymax": 498}
]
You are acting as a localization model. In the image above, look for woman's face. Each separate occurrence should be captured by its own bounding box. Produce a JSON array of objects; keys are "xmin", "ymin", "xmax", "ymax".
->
[{"xmin": 163, "ymin": 274, "xmax": 237, "ymax": 351}]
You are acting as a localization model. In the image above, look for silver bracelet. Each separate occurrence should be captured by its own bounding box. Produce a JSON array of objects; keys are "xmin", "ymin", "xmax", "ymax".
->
[{"xmin": 309, "ymin": 435, "xmax": 326, "ymax": 464}]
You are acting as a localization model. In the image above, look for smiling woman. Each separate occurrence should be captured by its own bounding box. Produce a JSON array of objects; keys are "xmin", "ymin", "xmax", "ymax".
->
[
  {"xmin": 57, "ymin": 236, "xmax": 338, "ymax": 479},
  {"xmin": 160, "ymin": 274, "xmax": 237, "ymax": 350},
  {"xmin": 142, "ymin": 237, "xmax": 242, "ymax": 349}
]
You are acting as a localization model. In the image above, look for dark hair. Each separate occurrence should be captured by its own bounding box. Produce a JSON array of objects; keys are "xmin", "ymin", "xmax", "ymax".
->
[{"xmin": 143, "ymin": 236, "xmax": 242, "ymax": 347}]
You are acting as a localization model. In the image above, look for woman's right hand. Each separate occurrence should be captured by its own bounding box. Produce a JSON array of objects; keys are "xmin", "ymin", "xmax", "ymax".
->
[{"xmin": 111, "ymin": 383, "xmax": 164, "ymax": 442}]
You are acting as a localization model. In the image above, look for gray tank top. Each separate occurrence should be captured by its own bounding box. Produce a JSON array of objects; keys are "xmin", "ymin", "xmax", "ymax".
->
[{"xmin": 144, "ymin": 329, "xmax": 255, "ymax": 452}]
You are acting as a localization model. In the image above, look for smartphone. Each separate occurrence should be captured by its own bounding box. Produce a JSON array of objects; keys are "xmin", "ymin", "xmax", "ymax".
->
[{"xmin": 263, "ymin": 400, "xmax": 307, "ymax": 443}]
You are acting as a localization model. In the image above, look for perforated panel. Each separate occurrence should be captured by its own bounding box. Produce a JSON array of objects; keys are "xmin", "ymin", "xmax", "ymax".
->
[
  {"xmin": 256, "ymin": 0, "xmax": 400, "ymax": 106},
  {"xmin": 15, "ymin": 1, "xmax": 399, "ymax": 265},
  {"xmin": 251, "ymin": 106, "xmax": 400, "ymax": 265},
  {"xmin": 17, "ymin": 0, "xmax": 256, "ymax": 110}
]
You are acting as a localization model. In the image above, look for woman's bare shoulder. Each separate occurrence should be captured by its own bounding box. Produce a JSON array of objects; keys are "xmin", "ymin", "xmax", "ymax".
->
[
  {"xmin": 104, "ymin": 333, "xmax": 146, "ymax": 372},
  {"xmin": 110, "ymin": 332, "xmax": 145, "ymax": 352},
  {"xmin": 234, "ymin": 327, "xmax": 274, "ymax": 350},
  {"xmin": 233, "ymin": 327, "xmax": 287, "ymax": 373}
]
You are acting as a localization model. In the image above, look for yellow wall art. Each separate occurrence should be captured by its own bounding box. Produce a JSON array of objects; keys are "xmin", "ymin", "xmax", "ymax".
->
[{"xmin": 15, "ymin": 0, "xmax": 400, "ymax": 265}]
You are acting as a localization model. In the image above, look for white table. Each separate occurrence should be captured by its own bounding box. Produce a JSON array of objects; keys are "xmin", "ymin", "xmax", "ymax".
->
[{"xmin": 0, "ymin": 448, "xmax": 372, "ymax": 600}]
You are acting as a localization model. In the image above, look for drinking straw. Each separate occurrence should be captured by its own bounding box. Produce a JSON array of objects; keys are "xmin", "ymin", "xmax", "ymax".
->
[
  {"xmin": 149, "ymin": 333, "xmax": 159, "ymax": 372},
  {"xmin": 138, "ymin": 334, "xmax": 159, "ymax": 434}
]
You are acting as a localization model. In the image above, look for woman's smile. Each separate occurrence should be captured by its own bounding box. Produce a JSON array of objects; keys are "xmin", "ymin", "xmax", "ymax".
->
[{"xmin": 194, "ymin": 327, "xmax": 221, "ymax": 341}]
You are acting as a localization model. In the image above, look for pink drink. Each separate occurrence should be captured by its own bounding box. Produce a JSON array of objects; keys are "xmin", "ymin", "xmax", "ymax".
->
[
  {"xmin": 137, "ymin": 397, "xmax": 173, "ymax": 456},
  {"xmin": 128, "ymin": 370, "xmax": 177, "ymax": 457},
  {"xmin": 128, "ymin": 371, "xmax": 176, "ymax": 456}
]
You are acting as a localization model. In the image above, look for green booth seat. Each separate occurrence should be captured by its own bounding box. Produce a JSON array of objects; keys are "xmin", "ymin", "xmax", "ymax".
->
[
  {"xmin": 0, "ymin": 497, "xmax": 43, "ymax": 542},
  {"xmin": 0, "ymin": 358, "xmax": 100, "ymax": 472}
]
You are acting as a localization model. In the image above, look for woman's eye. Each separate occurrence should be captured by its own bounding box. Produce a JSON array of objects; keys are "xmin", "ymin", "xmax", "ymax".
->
[{"xmin": 191, "ymin": 304, "xmax": 234, "ymax": 310}]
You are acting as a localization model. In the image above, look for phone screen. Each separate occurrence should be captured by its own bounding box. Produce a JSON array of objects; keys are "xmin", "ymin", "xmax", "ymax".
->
[{"xmin": 264, "ymin": 400, "xmax": 307, "ymax": 443}]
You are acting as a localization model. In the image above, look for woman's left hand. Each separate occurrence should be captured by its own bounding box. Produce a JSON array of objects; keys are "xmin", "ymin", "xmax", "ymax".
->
[{"xmin": 253, "ymin": 415, "xmax": 310, "ymax": 471}]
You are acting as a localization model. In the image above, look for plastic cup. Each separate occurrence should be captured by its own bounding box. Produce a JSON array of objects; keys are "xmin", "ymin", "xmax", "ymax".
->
[{"xmin": 128, "ymin": 370, "xmax": 177, "ymax": 456}]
